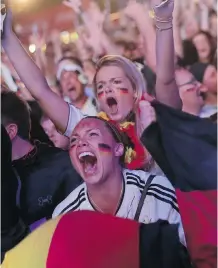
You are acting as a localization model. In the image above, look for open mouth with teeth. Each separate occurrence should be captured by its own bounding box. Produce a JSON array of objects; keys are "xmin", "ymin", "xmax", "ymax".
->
[
  {"xmin": 78, "ymin": 152, "xmax": 98, "ymax": 176},
  {"xmin": 68, "ymin": 87, "xmax": 76, "ymax": 92},
  {"xmin": 106, "ymin": 97, "xmax": 118, "ymax": 115}
]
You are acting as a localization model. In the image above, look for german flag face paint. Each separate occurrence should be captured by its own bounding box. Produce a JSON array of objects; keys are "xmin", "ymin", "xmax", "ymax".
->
[
  {"xmin": 119, "ymin": 88, "xmax": 129, "ymax": 94},
  {"xmin": 98, "ymin": 143, "xmax": 112, "ymax": 154}
]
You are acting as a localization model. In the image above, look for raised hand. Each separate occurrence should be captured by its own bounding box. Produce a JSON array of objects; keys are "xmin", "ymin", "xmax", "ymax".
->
[
  {"xmin": 63, "ymin": 0, "xmax": 82, "ymax": 14},
  {"xmin": 29, "ymin": 25, "xmax": 46, "ymax": 51},
  {"xmin": 151, "ymin": 0, "xmax": 174, "ymax": 20},
  {"xmin": 123, "ymin": 0, "xmax": 146, "ymax": 20},
  {"xmin": 49, "ymin": 29, "xmax": 61, "ymax": 44},
  {"xmin": 1, "ymin": 3, "xmax": 6, "ymax": 34},
  {"xmin": 1, "ymin": 8, "xmax": 13, "ymax": 40},
  {"xmin": 86, "ymin": 1, "xmax": 106, "ymax": 31},
  {"xmin": 136, "ymin": 94, "xmax": 156, "ymax": 138},
  {"xmin": 199, "ymin": 0, "xmax": 214, "ymax": 9}
]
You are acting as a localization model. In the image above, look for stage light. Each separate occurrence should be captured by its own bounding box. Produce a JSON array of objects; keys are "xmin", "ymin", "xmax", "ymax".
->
[
  {"xmin": 149, "ymin": 10, "xmax": 154, "ymax": 19},
  {"xmin": 70, "ymin": 32, "xmax": 79, "ymax": 41},
  {"xmin": 29, "ymin": 44, "xmax": 36, "ymax": 53},
  {"xmin": 42, "ymin": 44, "xmax": 47, "ymax": 51},
  {"xmin": 60, "ymin": 31, "xmax": 70, "ymax": 44}
]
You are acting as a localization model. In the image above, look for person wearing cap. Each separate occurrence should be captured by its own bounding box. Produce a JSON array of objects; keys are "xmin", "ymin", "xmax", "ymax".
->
[
  {"xmin": 52, "ymin": 116, "xmax": 186, "ymax": 246},
  {"xmin": 56, "ymin": 57, "xmax": 97, "ymax": 116}
]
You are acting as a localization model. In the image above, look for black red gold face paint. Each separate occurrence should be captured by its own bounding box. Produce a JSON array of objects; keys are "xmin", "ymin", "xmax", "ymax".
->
[
  {"xmin": 98, "ymin": 143, "xmax": 111, "ymax": 153},
  {"xmin": 119, "ymin": 88, "xmax": 129, "ymax": 94}
]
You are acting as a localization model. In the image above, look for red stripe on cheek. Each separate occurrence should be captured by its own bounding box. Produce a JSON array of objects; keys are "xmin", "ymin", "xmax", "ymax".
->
[
  {"xmin": 98, "ymin": 143, "xmax": 111, "ymax": 154},
  {"xmin": 119, "ymin": 88, "xmax": 129, "ymax": 94},
  {"xmin": 97, "ymin": 92, "xmax": 104, "ymax": 98},
  {"xmin": 69, "ymin": 145, "xmax": 76, "ymax": 152}
]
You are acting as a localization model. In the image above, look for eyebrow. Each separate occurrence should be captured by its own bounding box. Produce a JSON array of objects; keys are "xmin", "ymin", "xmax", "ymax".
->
[
  {"xmin": 71, "ymin": 128, "xmax": 100, "ymax": 137},
  {"xmin": 96, "ymin": 77, "xmax": 124, "ymax": 85}
]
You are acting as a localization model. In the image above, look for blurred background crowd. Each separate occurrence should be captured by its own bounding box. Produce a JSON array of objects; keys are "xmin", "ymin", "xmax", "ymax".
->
[{"xmin": 1, "ymin": 0, "xmax": 217, "ymax": 121}]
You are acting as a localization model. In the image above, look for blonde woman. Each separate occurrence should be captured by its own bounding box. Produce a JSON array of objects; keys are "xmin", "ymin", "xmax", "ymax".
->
[{"xmin": 2, "ymin": 0, "xmax": 180, "ymax": 170}]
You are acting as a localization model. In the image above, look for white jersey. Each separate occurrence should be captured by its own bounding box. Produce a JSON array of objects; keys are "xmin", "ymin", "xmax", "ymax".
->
[
  {"xmin": 64, "ymin": 104, "xmax": 86, "ymax": 137},
  {"xmin": 81, "ymin": 98, "xmax": 97, "ymax": 117},
  {"xmin": 53, "ymin": 169, "xmax": 186, "ymax": 245}
]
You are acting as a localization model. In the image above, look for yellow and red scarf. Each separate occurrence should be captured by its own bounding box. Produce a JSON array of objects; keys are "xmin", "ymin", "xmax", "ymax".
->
[{"xmin": 98, "ymin": 111, "xmax": 149, "ymax": 170}]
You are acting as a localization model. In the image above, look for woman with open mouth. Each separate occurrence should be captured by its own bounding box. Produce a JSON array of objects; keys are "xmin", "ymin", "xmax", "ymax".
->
[{"xmin": 52, "ymin": 116, "xmax": 186, "ymax": 247}]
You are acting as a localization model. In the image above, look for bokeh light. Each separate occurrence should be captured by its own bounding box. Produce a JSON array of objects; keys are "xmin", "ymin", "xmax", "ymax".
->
[{"xmin": 29, "ymin": 44, "xmax": 36, "ymax": 53}]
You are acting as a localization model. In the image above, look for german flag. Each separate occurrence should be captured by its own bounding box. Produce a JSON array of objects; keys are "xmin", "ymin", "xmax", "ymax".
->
[
  {"xmin": 141, "ymin": 101, "xmax": 217, "ymax": 268},
  {"xmin": 2, "ymin": 211, "xmax": 191, "ymax": 268}
]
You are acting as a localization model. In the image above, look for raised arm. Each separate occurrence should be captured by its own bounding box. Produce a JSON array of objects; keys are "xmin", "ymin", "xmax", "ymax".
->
[
  {"xmin": 152, "ymin": 0, "xmax": 182, "ymax": 109},
  {"xmin": 123, "ymin": 2, "xmax": 157, "ymax": 73},
  {"xmin": 2, "ymin": 10, "xmax": 69, "ymax": 134}
]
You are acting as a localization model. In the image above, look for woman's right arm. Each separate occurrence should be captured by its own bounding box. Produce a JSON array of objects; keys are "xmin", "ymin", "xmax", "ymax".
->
[{"xmin": 2, "ymin": 11, "xmax": 75, "ymax": 134}]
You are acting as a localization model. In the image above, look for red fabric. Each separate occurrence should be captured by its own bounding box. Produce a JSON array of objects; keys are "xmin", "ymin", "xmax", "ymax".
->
[
  {"xmin": 176, "ymin": 189, "xmax": 217, "ymax": 268},
  {"xmin": 47, "ymin": 211, "xmax": 139, "ymax": 268}
]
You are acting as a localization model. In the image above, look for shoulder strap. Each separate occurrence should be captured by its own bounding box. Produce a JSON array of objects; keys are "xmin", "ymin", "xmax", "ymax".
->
[{"xmin": 134, "ymin": 174, "xmax": 156, "ymax": 221}]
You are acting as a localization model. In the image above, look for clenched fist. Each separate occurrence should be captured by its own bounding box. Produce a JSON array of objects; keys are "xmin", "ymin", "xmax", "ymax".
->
[{"xmin": 136, "ymin": 94, "xmax": 156, "ymax": 138}]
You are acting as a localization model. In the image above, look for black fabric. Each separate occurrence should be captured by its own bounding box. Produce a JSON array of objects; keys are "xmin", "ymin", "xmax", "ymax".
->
[
  {"xmin": 1, "ymin": 125, "xmax": 29, "ymax": 257},
  {"xmin": 12, "ymin": 141, "xmax": 82, "ymax": 225},
  {"xmin": 140, "ymin": 122, "xmax": 176, "ymax": 183},
  {"xmin": 139, "ymin": 220, "xmax": 192, "ymax": 268},
  {"xmin": 189, "ymin": 62, "xmax": 210, "ymax": 83},
  {"xmin": 141, "ymin": 101, "xmax": 217, "ymax": 191},
  {"xmin": 1, "ymin": 124, "xmax": 19, "ymax": 229},
  {"xmin": 28, "ymin": 101, "xmax": 53, "ymax": 145}
]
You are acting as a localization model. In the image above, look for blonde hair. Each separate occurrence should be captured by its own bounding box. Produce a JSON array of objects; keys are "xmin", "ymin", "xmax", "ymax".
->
[{"xmin": 93, "ymin": 55, "xmax": 147, "ymax": 107}]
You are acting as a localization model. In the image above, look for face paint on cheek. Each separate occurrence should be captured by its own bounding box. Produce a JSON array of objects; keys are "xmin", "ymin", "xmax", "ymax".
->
[
  {"xmin": 119, "ymin": 88, "xmax": 129, "ymax": 94},
  {"xmin": 69, "ymin": 144, "xmax": 76, "ymax": 152},
  {"xmin": 97, "ymin": 92, "xmax": 104, "ymax": 98},
  {"xmin": 98, "ymin": 143, "xmax": 112, "ymax": 154}
]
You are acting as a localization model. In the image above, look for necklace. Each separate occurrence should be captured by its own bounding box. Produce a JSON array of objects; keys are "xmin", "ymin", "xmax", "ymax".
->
[{"xmin": 88, "ymin": 181, "xmax": 124, "ymax": 215}]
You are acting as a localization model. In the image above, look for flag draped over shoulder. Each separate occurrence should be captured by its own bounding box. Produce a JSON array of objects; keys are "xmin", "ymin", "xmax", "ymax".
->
[{"xmin": 141, "ymin": 101, "xmax": 217, "ymax": 268}]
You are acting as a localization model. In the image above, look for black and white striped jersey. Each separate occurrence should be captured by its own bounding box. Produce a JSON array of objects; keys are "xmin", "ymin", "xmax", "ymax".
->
[{"xmin": 53, "ymin": 169, "xmax": 186, "ymax": 245}]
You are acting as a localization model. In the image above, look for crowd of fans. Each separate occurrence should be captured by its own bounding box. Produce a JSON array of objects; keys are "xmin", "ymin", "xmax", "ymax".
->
[{"xmin": 1, "ymin": 0, "xmax": 217, "ymax": 267}]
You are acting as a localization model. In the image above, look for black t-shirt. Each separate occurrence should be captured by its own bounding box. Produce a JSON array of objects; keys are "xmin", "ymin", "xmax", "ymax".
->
[{"xmin": 12, "ymin": 142, "xmax": 82, "ymax": 227}]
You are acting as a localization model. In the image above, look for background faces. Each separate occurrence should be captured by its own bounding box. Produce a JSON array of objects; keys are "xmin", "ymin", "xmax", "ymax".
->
[
  {"xmin": 192, "ymin": 33, "xmax": 212, "ymax": 63},
  {"xmin": 203, "ymin": 65, "xmax": 217, "ymax": 94},
  {"xmin": 175, "ymin": 69, "xmax": 207, "ymax": 113},
  {"xmin": 59, "ymin": 70, "xmax": 84, "ymax": 103}
]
